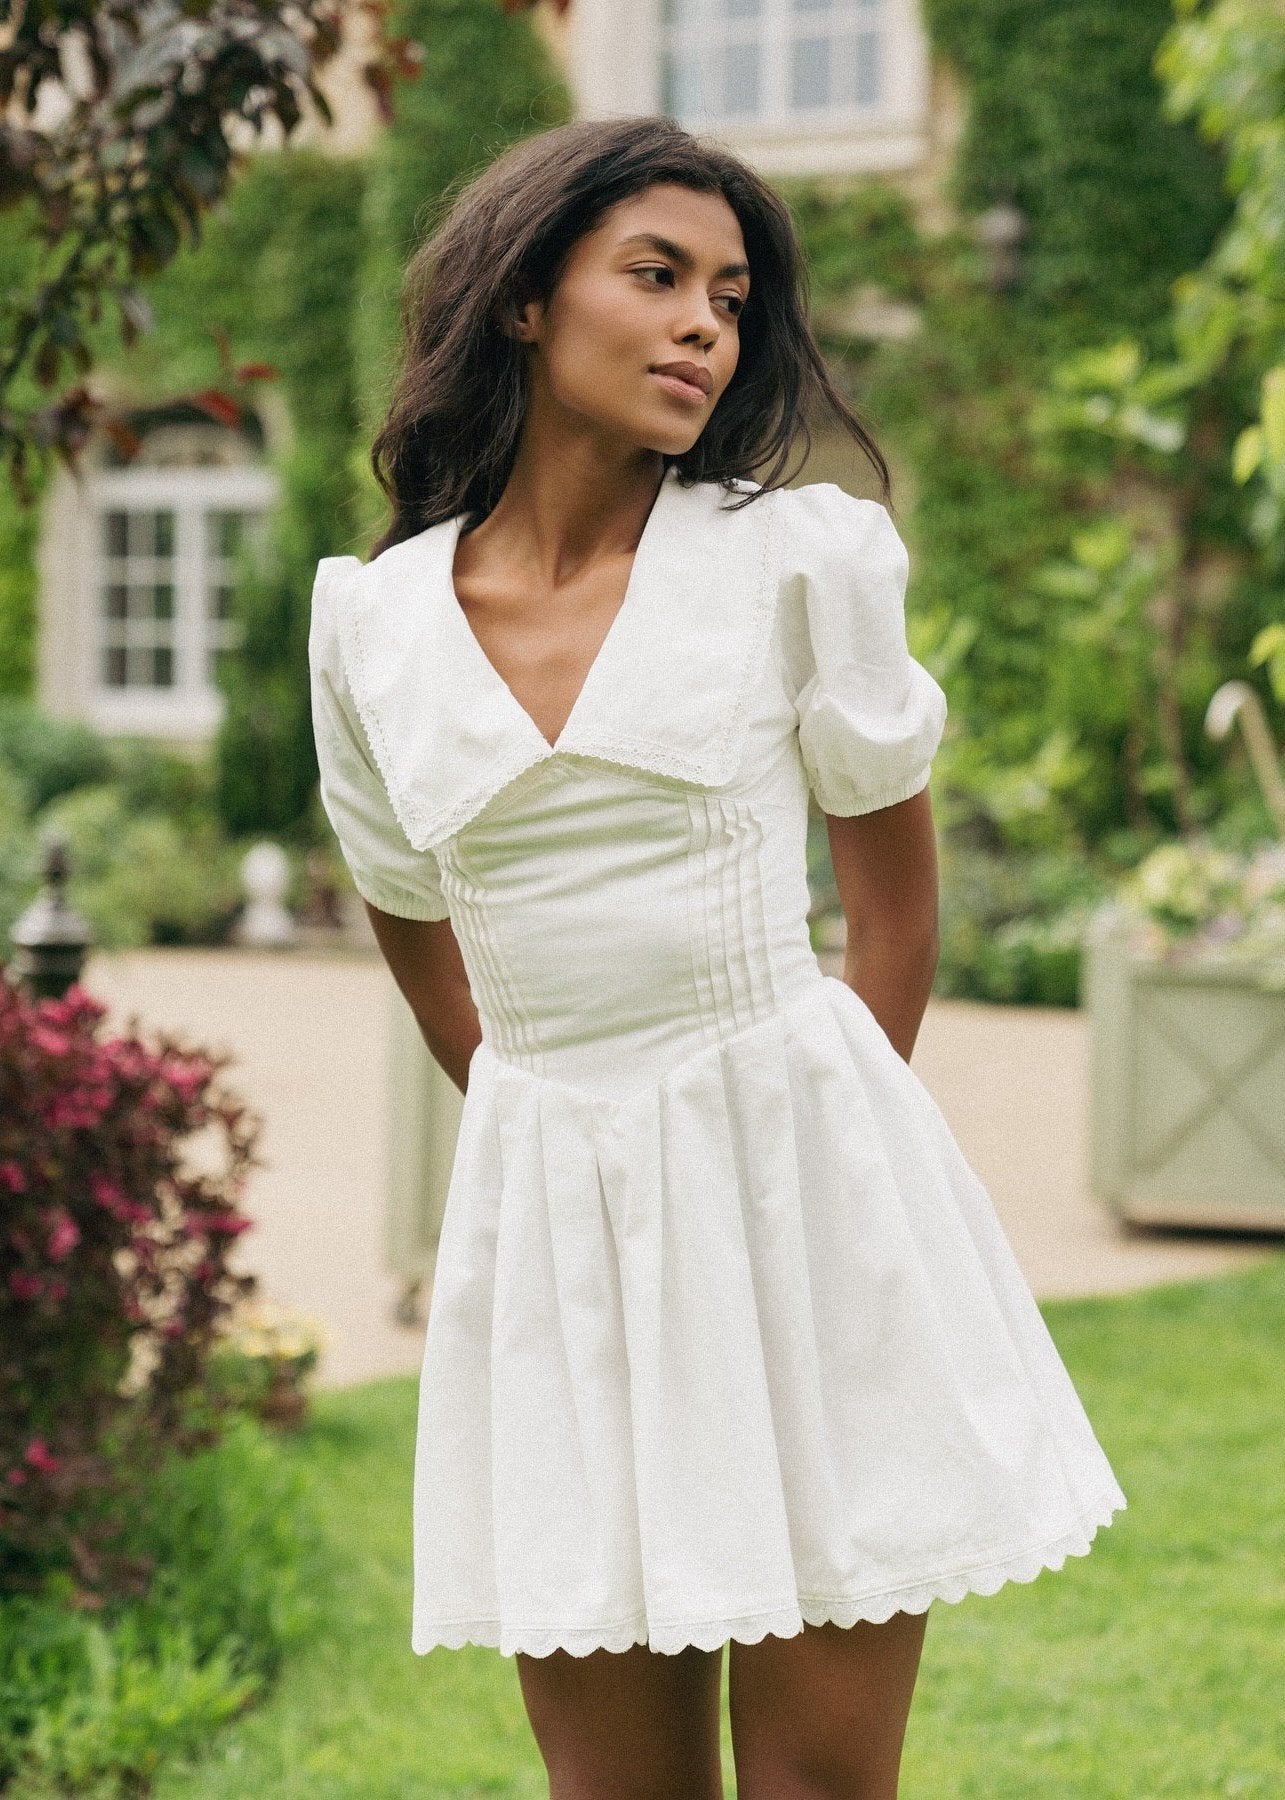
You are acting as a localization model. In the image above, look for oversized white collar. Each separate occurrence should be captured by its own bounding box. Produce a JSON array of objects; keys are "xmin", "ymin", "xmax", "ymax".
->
[{"xmin": 332, "ymin": 467, "xmax": 784, "ymax": 852}]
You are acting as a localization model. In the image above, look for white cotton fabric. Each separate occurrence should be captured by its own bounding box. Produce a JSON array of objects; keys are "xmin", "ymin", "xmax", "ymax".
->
[{"xmin": 308, "ymin": 467, "xmax": 1127, "ymax": 1659}]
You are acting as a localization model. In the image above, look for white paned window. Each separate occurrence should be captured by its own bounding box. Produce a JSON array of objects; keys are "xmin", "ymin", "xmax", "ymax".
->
[
  {"xmin": 99, "ymin": 505, "xmax": 178, "ymax": 692},
  {"xmin": 87, "ymin": 464, "xmax": 277, "ymax": 737},
  {"xmin": 660, "ymin": 0, "xmax": 886, "ymax": 128}
]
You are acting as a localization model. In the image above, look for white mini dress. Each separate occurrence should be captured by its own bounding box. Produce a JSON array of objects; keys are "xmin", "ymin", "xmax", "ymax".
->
[{"xmin": 308, "ymin": 466, "xmax": 1127, "ymax": 1660}]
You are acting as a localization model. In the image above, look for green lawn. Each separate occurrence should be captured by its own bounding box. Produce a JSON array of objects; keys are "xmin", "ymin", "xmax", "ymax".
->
[{"xmin": 155, "ymin": 1249, "xmax": 1285, "ymax": 1800}]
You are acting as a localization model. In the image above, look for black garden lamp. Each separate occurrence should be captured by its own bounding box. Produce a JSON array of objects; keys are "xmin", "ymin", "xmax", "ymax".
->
[{"xmin": 7, "ymin": 833, "xmax": 95, "ymax": 1002}]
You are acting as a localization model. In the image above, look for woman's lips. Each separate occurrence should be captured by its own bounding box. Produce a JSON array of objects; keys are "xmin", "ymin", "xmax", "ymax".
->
[{"xmin": 650, "ymin": 371, "xmax": 709, "ymax": 404}]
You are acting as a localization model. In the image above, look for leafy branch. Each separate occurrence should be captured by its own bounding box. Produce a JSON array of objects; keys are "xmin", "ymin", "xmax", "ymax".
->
[{"xmin": 0, "ymin": 0, "xmax": 424, "ymax": 499}]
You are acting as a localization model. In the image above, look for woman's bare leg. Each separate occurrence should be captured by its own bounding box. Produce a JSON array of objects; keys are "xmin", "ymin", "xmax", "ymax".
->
[
  {"xmin": 728, "ymin": 1609, "xmax": 929, "ymax": 1799},
  {"xmin": 515, "ymin": 1639, "xmax": 725, "ymax": 1800}
]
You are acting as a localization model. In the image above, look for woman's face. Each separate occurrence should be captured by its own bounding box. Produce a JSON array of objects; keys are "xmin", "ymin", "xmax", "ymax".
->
[{"xmin": 511, "ymin": 182, "xmax": 751, "ymax": 457}]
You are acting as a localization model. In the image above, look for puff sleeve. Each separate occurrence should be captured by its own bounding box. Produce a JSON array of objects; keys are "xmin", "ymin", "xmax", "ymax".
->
[
  {"xmin": 308, "ymin": 556, "xmax": 451, "ymax": 922},
  {"xmin": 783, "ymin": 484, "xmax": 947, "ymax": 817}
]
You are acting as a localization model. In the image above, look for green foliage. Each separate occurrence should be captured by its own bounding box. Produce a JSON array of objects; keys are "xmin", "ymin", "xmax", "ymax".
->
[
  {"xmin": 108, "ymin": 1414, "xmax": 326, "ymax": 1684},
  {"xmin": 0, "ymin": 700, "xmax": 281, "ymax": 948},
  {"xmin": 1154, "ymin": 1, "xmax": 1285, "ymax": 558},
  {"xmin": 778, "ymin": 0, "xmax": 1256, "ymax": 889},
  {"xmin": 213, "ymin": 440, "xmax": 344, "ymax": 838},
  {"xmin": 862, "ymin": 263, "xmax": 1106, "ymax": 796},
  {"xmin": 1250, "ymin": 620, "xmax": 1285, "ymax": 704},
  {"xmin": 28, "ymin": 785, "xmax": 242, "ymax": 949},
  {"xmin": 93, "ymin": 148, "xmax": 371, "ymax": 839},
  {"xmin": 103, "ymin": 146, "xmax": 367, "ymax": 459},
  {"xmin": 1001, "ymin": 0, "xmax": 1285, "ymax": 861},
  {"xmin": 0, "ymin": 1414, "xmax": 327, "ymax": 1797},
  {"xmin": 0, "ymin": 215, "xmax": 47, "ymax": 695},
  {"xmin": 0, "ymin": 698, "xmax": 114, "ymax": 815},
  {"xmin": 0, "ymin": 1, "xmax": 375, "ymax": 495},
  {"xmin": 785, "ymin": 3, "xmax": 1272, "ymax": 998},
  {"xmin": 3, "ymin": 1621, "xmax": 258, "ymax": 1799},
  {"xmin": 922, "ymin": 0, "xmax": 1232, "ymax": 342},
  {"xmin": 102, "ymin": 738, "xmax": 224, "ymax": 833},
  {"xmin": 780, "ymin": 180, "xmax": 930, "ymax": 312},
  {"xmin": 80, "ymin": 1, "xmax": 571, "ymax": 837},
  {"xmin": 1158, "ymin": 0, "xmax": 1285, "ymax": 381},
  {"xmin": 0, "ymin": 483, "xmax": 41, "ymax": 698},
  {"xmin": 0, "ymin": 762, "xmax": 40, "ymax": 951},
  {"xmin": 352, "ymin": 0, "xmax": 574, "ymax": 447},
  {"xmin": 934, "ymin": 841, "xmax": 1113, "ymax": 1006}
]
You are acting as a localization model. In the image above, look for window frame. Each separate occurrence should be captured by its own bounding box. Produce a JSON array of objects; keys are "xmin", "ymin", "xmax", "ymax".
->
[
  {"xmin": 84, "ymin": 462, "xmax": 279, "ymax": 738},
  {"xmin": 658, "ymin": 0, "xmax": 891, "ymax": 133}
]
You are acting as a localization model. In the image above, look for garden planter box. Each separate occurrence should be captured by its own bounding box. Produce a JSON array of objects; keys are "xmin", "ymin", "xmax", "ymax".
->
[{"xmin": 1085, "ymin": 925, "xmax": 1285, "ymax": 1232}]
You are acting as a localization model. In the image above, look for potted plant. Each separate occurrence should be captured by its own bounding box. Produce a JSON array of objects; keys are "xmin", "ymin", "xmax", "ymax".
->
[{"xmin": 1084, "ymin": 838, "xmax": 1285, "ymax": 1231}]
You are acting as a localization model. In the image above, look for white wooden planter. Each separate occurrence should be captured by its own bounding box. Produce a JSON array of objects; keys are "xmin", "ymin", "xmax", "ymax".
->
[{"xmin": 1085, "ymin": 923, "xmax": 1285, "ymax": 1232}]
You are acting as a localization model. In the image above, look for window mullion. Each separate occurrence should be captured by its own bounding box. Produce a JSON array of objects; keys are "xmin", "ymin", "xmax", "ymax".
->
[{"xmin": 176, "ymin": 501, "xmax": 204, "ymax": 699}]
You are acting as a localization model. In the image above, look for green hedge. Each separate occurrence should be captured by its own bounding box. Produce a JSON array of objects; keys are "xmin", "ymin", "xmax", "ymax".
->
[{"xmin": 0, "ymin": 1415, "xmax": 326, "ymax": 1797}]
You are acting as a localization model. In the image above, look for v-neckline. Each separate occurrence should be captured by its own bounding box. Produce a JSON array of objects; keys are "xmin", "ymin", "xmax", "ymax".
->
[{"xmin": 444, "ymin": 466, "xmax": 676, "ymax": 755}]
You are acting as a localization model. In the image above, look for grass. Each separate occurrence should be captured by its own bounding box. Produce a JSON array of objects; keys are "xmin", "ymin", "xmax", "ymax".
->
[{"xmin": 150, "ymin": 1248, "xmax": 1285, "ymax": 1800}]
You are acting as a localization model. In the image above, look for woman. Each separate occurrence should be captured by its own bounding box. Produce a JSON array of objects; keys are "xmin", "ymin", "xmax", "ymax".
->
[{"xmin": 308, "ymin": 116, "xmax": 1126, "ymax": 1800}]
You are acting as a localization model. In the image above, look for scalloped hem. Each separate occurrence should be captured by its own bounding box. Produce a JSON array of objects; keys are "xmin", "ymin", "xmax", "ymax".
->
[{"xmin": 411, "ymin": 1479, "xmax": 1127, "ymax": 1659}]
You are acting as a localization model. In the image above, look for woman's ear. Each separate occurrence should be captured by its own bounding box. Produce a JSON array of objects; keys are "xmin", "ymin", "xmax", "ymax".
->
[{"xmin": 494, "ymin": 290, "xmax": 541, "ymax": 344}]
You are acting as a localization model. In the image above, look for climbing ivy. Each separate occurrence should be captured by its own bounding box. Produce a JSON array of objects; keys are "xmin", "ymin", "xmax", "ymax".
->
[
  {"xmin": 921, "ymin": 0, "xmax": 1230, "ymax": 345},
  {"xmin": 781, "ymin": 0, "xmax": 1238, "ymax": 869},
  {"xmin": 353, "ymin": 0, "xmax": 572, "ymax": 462}
]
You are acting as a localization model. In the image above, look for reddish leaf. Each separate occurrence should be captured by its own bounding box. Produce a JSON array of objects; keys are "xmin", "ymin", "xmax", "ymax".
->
[{"xmin": 188, "ymin": 388, "xmax": 242, "ymax": 428}]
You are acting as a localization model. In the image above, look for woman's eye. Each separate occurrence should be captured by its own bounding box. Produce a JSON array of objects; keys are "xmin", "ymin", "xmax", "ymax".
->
[{"xmin": 634, "ymin": 267, "xmax": 746, "ymax": 317}]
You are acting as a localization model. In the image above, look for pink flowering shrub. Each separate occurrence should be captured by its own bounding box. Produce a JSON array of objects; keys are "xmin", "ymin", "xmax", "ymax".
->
[{"xmin": 0, "ymin": 975, "xmax": 265, "ymax": 1604}]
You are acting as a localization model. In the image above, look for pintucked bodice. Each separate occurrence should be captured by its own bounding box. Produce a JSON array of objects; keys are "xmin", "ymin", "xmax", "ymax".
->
[{"xmin": 431, "ymin": 742, "xmax": 827, "ymax": 1095}]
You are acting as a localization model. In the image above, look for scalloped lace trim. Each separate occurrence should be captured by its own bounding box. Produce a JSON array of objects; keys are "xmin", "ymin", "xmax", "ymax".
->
[{"xmin": 412, "ymin": 1480, "xmax": 1127, "ymax": 1659}]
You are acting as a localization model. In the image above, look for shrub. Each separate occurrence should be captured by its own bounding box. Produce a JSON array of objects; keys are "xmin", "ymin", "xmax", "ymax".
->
[
  {"xmin": 103, "ymin": 737, "xmax": 222, "ymax": 833},
  {"xmin": 0, "ymin": 977, "xmax": 266, "ymax": 1604},
  {"xmin": 30, "ymin": 786, "xmax": 243, "ymax": 949},
  {"xmin": 208, "ymin": 1296, "xmax": 329, "ymax": 1435},
  {"xmin": 0, "ymin": 763, "xmax": 40, "ymax": 947},
  {"xmin": 0, "ymin": 700, "xmax": 112, "ymax": 819},
  {"xmin": 934, "ymin": 841, "xmax": 1114, "ymax": 1006},
  {"xmin": 0, "ymin": 1411, "xmax": 327, "ymax": 1795}
]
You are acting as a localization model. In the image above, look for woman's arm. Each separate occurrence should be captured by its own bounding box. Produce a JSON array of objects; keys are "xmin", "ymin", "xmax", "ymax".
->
[
  {"xmin": 362, "ymin": 907, "xmax": 482, "ymax": 1094},
  {"xmin": 825, "ymin": 786, "xmax": 941, "ymax": 1065}
]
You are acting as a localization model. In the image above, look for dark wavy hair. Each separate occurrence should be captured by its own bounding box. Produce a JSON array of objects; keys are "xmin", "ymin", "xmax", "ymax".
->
[{"xmin": 368, "ymin": 115, "xmax": 891, "ymax": 557}]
